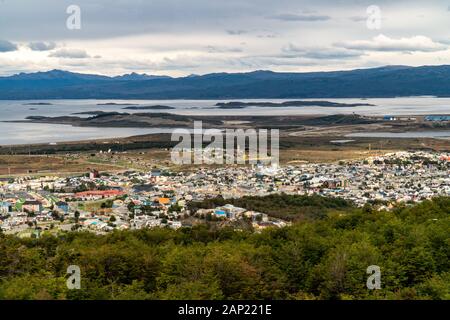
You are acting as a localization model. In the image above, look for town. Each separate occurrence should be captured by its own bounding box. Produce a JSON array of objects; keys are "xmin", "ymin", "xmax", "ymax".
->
[{"xmin": 0, "ymin": 151, "xmax": 448, "ymax": 237}]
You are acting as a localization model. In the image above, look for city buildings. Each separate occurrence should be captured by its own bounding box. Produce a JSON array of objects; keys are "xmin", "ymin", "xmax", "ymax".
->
[{"xmin": 0, "ymin": 151, "xmax": 448, "ymax": 235}]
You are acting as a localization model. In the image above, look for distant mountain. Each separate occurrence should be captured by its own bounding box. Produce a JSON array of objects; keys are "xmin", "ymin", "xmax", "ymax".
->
[
  {"xmin": 1, "ymin": 65, "xmax": 450, "ymax": 99},
  {"xmin": 112, "ymin": 72, "xmax": 171, "ymax": 81},
  {"xmin": 4, "ymin": 69, "xmax": 111, "ymax": 81}
]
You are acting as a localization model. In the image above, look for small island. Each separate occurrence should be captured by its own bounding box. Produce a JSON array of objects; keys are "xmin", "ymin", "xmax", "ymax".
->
[
  {"xmin": 16, "ymin": 112, "xmax": 222, "ymax": 128},
  {"xmin": 123, "ymin": 105, "xmax": 175, "ymax": 110},
  {"xmin": 23, "ymin": 102, "xmax": 54, "ymax": 106},
  {"xmin": 96, "ymin": 102, "xmax": 136, "ymax": 106},
  {"xmin": 72, "ymin": 111, "xmax": 127, "ymax": 116}
]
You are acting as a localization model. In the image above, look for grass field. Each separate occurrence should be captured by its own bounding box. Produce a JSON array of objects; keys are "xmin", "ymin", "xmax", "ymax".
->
[
  {"xmin": 0, "ymin": 134, "xmax": 448, "ymax": 176},
  {"xmin": 0, "ymin": 155, "xmax": 123, "ymax": 176}
]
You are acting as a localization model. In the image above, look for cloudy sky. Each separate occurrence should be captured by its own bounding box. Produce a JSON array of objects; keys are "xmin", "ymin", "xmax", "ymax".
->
[{"xmin": 1, "ymin": 0, "xmax": 450, "ymax": 76}]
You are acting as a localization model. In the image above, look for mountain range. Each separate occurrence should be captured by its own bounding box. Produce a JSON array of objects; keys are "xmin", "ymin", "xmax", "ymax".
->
[{"xmin": 1, "ymin": 65, "xmax": 450, "ymax": 100}]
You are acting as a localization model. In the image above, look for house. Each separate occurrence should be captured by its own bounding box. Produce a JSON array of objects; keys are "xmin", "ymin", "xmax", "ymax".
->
[
  {"xmin": 151, "ymin": 170, "xmax": 161, "ymax": 177},
  {"xmin": 168, "ymin": 221, "xmax": 182, "ymax": 229},
  {"xmin": 213, "ymin": 204, "xmax": 247, "ymax": 220},
  {"xmin": 214, "ymin": 209, "xmax": 227, "ymax": 218},
  {"xmin": 158, "ymin": 197, "xmax": 170, "ymax": 206},
  {"xmin": 22, "ymin": 200, "xmax": 42, "ymax": 213},
  {"xmin": 0, "ymin": 201, "xmax": 12, "ymax": 215},
  {"xmin": 323, "ymin": 179, "xmax": 349, "ymax": 190},
  {"xmin": 74, "ymin": 190, "xmax": 124, "ymax": 200},
  {"xmin": 89, "ymin": 169, "xmax": 100, "ymax": 180},
  {"xmin": 113, "ymin": 199, "xmax": 124, "ymax": 208},
  {"xmin": 56, "ymin": 201, "xmax": 69, "ymax": 214},
  {"xmin": 150, "ymin": 170, "xmax": 162, "ymax": 183}
]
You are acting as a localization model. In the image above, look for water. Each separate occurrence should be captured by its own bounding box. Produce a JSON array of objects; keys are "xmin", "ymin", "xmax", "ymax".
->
[
  {"xmin": 0, "ymin": 122, "xmax": 175, "ymax": 145},
  {"xmin": 0, "ymin": 97, "xmax": 449, "ymax": 145},
  {"xmin": 346, "ymin": 131, "xmax": 450, "ymax": 139}
]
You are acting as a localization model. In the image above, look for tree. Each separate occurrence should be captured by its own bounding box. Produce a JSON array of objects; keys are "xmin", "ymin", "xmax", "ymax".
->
[
  {"xmin": 74, "ymin": 211, "xmax": 80, "ymax": 223},
  {"xmin": 101, "ymin": 199, "xmax": 114, "ymax": 209},
  {"xmin": 127, "ymin": 202, "xmax": 136, "ymax": 213},
  {"xmin": 168, "ymin": 204, "xmax": 182, "ymax": 213},
  {"xmin": 0, "ymin": 196, "xmax": 447, "ymax": 300}
]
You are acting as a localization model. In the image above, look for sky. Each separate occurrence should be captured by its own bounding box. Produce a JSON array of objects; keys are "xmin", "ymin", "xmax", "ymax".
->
[{"xmin": 1, "ymin": 0, "xmax": 450, "ymax": 76}]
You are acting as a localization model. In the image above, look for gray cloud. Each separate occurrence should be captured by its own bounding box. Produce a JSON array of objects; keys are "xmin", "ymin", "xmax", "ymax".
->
[
  {"xmin": 232, "ymin": 55, "xmax": 322, "ymax": 68},
  {"xmin": 0, "ymin": 40, "xmax": 18, "ymax": 52},
  {"xmin": 206, "ymin": 45, "xmax": 243, "ymax": 53},
  {"xmin": 268, "ymin": 13, "xmax": 331, "ymax": 22},
  {"xmin": 49, "ymin": 48, "xmax": 91, "ymax": 59},
  {"xmin": 226, "ymin": 30, "xmax": 247, "ymax": 35},
  {"xmin": 336, "ymin": 34, "xmax": 448, "ymax": 53},
  {"xmin": 257, "ymin": 31, "xmax": 279, "ymax": 38},
  {"xmin": 0, "ymin": 0, "xmax": 271, "ymax": 40},
  {"xmin": 0, "ymin": 0, "xmax": 448, "ymax": 76},
  {"xmin": 283, "ymin": 43, "xmax": 363, "ymax": 60},
  {"xmin": 348, "ymin": 16, "xmax": 366, "ymax": 22},
  {"xmin": 28, "ymin": 41, "xmax": 56, "ymax": 51}
]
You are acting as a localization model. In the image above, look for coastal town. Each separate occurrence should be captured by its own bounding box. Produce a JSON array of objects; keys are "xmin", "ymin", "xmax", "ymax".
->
[{"xmin": 0, "ymin": 150, "xmax": 448, "ymax": 237}]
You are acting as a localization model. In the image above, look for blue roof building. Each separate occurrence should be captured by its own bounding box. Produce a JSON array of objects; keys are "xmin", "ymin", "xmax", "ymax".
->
[
  {"xmin": 214, "ymin": 210, "xmax": 227, "ymax": 217},
  {"xmin": 0, "ymin": 201, "xmax": 12, "ymax": 215},
  {"xmin": 425, "ymin": 115, "xmax": 450, "ymax": 122}
]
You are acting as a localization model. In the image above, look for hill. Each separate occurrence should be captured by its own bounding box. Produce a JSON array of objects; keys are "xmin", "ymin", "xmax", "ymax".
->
[
  {"xmin": 2, "ymin": 65, "xmax": 450, "ymax": 99},
  {"xmin": 0, "ymin": 196, "xmax": 448, "ymax": 300}
]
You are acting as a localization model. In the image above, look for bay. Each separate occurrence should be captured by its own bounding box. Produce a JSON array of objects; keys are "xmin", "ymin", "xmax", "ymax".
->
[{"xmin": 0, "ymin": 97, "xmax": 449, "ymax": 145}]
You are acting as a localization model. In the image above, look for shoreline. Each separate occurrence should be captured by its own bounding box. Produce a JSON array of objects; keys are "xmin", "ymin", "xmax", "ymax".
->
[
  {"xmin": 1, "ymin": 120, "xmax": 449, "ymax": 148},
  {"xmin": 0, "ymin": 95, "xmax": 445, "ymax": 101}
]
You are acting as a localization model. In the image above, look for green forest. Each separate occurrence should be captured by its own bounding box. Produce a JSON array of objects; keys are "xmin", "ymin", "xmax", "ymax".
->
[
  {"xmin": 188, "ymin": 193, "xmax": 353, "ymax": 221},
  {"xmin": 0, "ymin": 196, "xmax": 448, "ymax": 300}
]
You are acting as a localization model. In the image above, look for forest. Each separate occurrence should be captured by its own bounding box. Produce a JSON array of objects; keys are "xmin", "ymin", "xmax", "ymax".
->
[
  {"xmin": 187, "ymin": 193, "xmax": 353, "ymax": 221},
  {"xmin": 0, "ymin": 196, "xmax": 448, "ymax": 300}
]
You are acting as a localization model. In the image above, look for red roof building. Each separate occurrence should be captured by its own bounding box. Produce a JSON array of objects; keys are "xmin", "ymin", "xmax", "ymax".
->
[{"xmin": 75, "ymin": 190, "xmax": 124, "ymax": 199}]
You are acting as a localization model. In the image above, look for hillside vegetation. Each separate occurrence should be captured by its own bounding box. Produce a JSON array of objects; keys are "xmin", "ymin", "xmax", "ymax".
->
[
  {"xmin": 0, "ymin": 196, "xmax": 448, "ymax": 300},
  {"xmin": 188, "ymin": 194, "xmax": 353, "ymax": 221}
]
